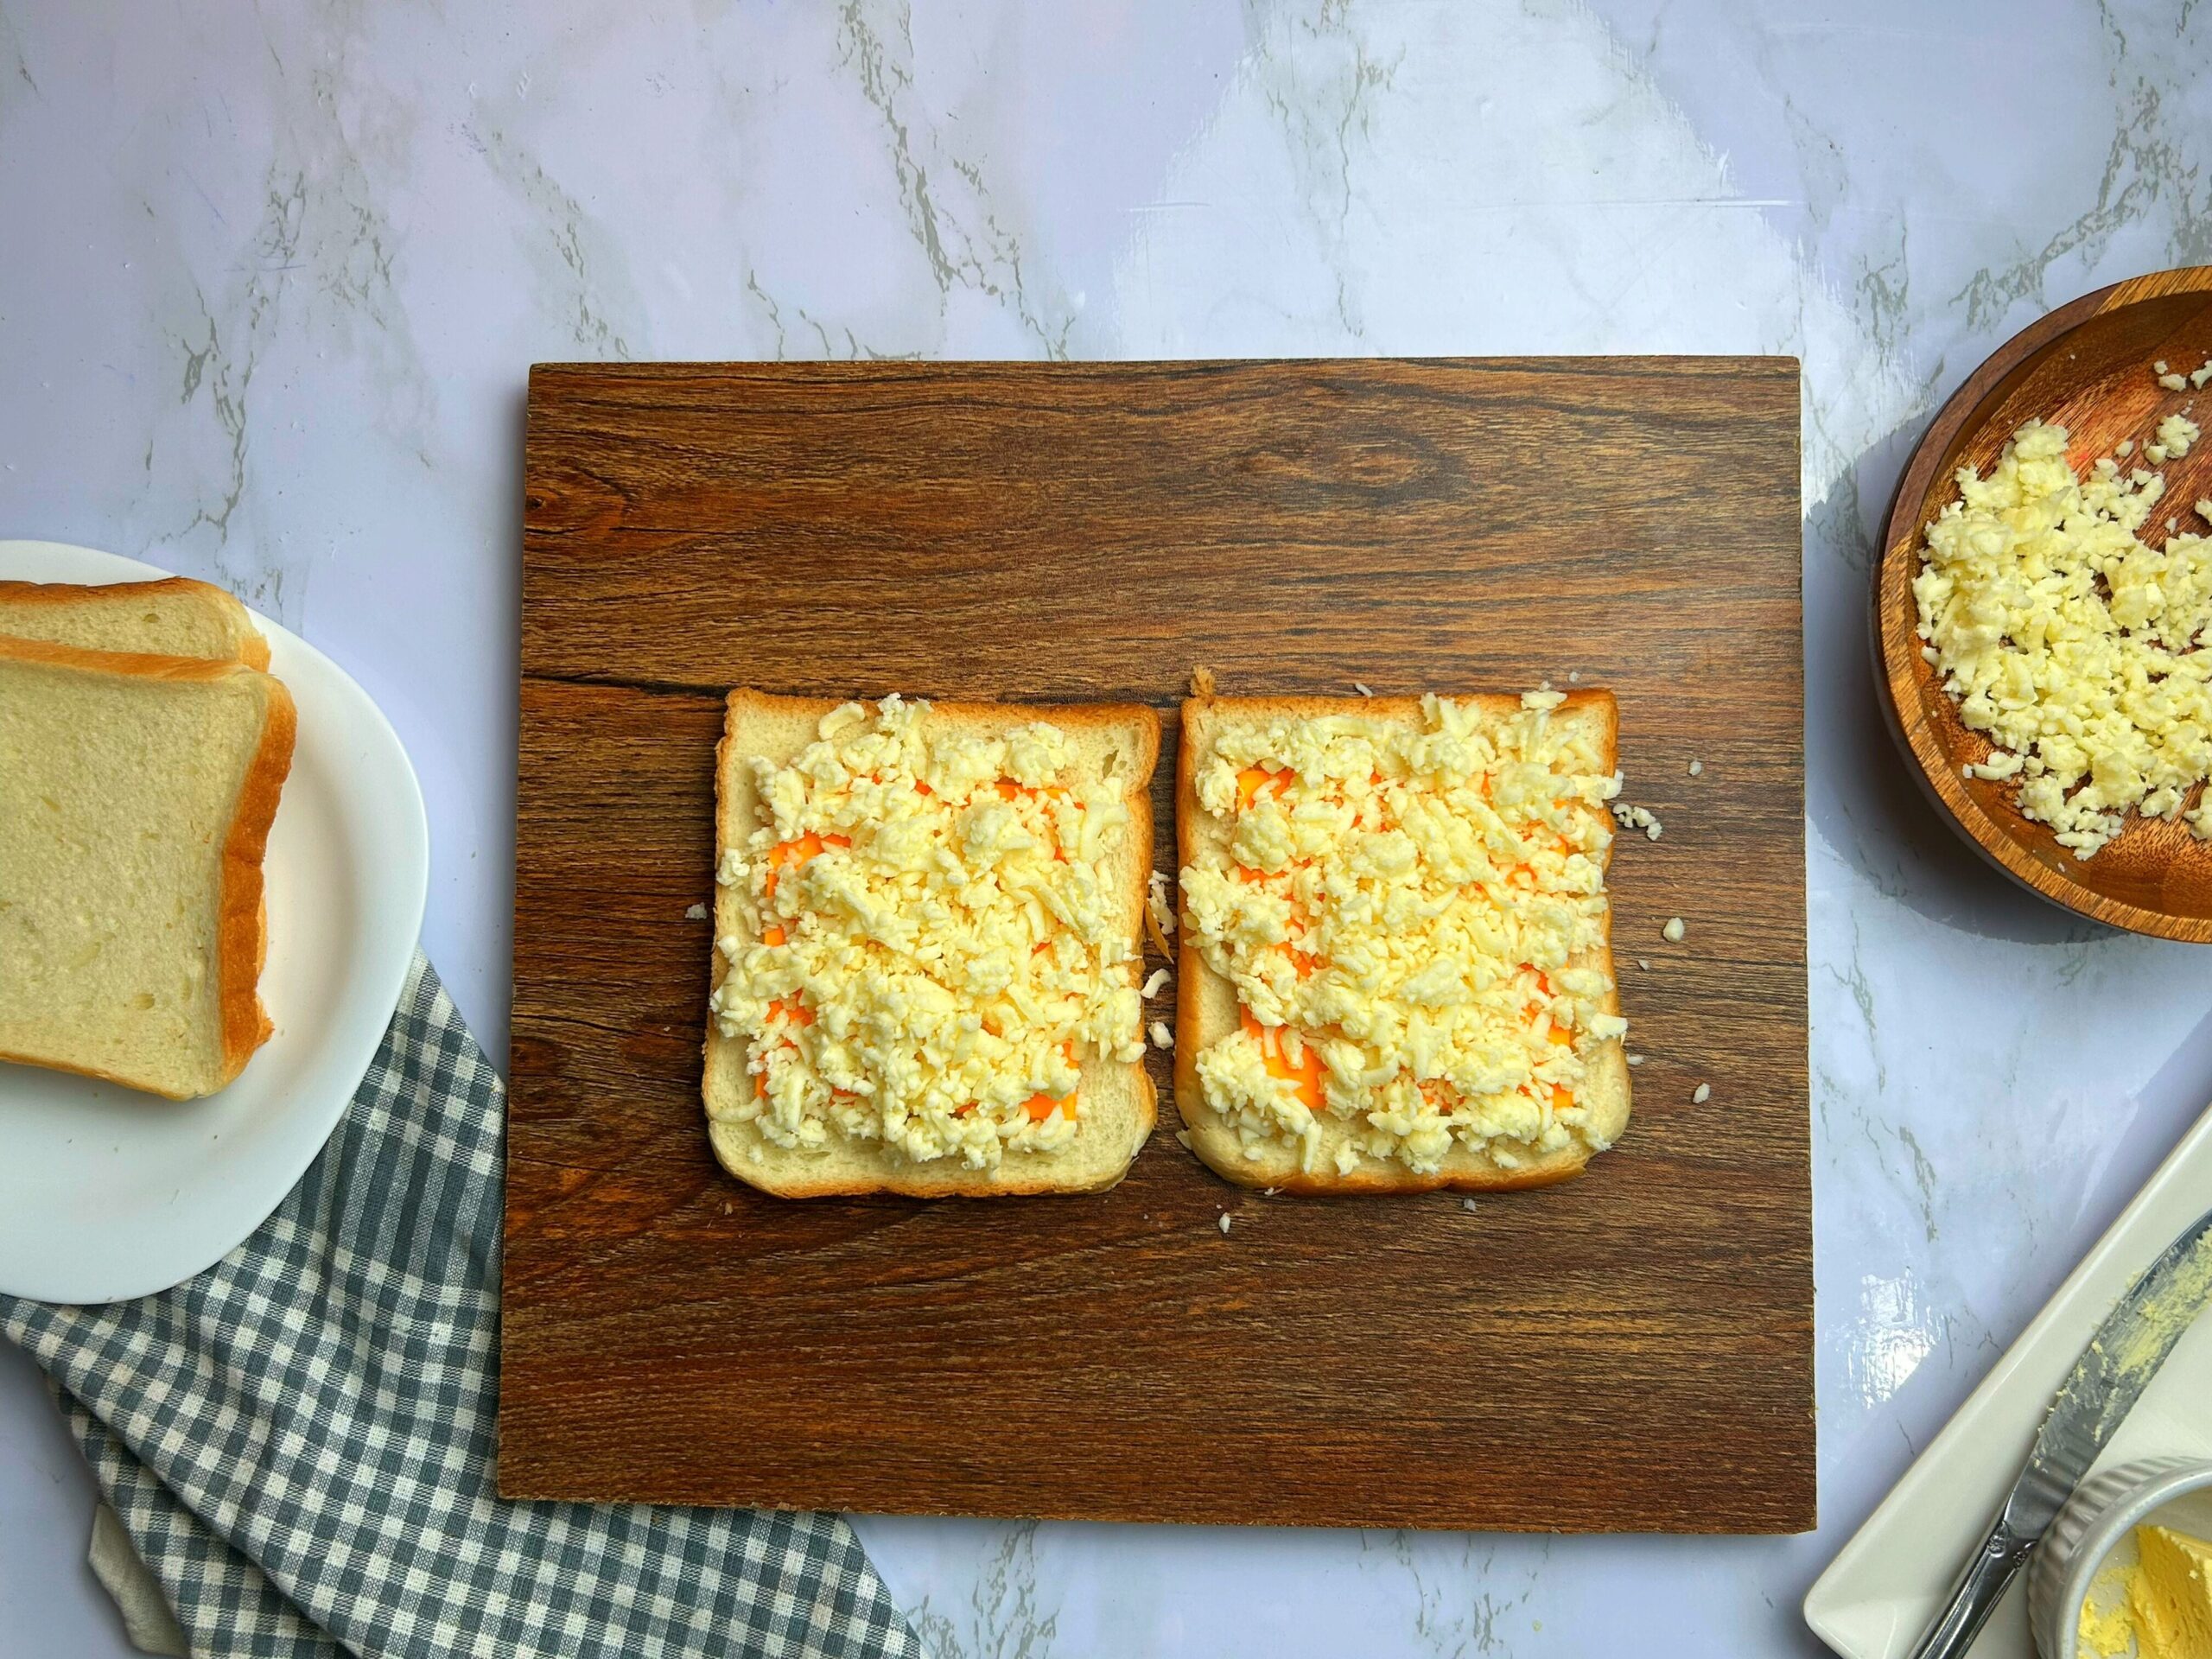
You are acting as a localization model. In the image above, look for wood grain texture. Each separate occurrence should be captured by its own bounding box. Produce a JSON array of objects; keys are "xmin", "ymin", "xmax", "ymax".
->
[
  {"xmin": 507, "ymin": 359, "xmax": 1812, "ymax": 1531},
  {"xmin": 1876, "ymin": 264, "xmax": 2212, "ymax": 941}
]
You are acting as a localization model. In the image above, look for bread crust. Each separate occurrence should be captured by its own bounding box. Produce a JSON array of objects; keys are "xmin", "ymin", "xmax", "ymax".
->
[
  {"xmin": 0, "ymin": 1043, "xmax": 201, "ymax": 1097},
  {"xmin": 215, "ymin": 672, "xmax": 296, "ymax": 1083},
  {"xmin": 1174, "ymin": 688, "xmax": 1628, "ymax": 1194},
  {"xmin": 712, "ymin": 1071, "xmax": 1160, "ymax": 1200},
  {"xmin": 0, "ymin": 635, "xmax": 293, "ymax": 1097},
  {"xmin": 707, "ymin": 690, "xmax": 1161, "ymax": 1197},
  {"xmin": 0, "ymin": 575, "xmax": 270, "ymax": 669}
]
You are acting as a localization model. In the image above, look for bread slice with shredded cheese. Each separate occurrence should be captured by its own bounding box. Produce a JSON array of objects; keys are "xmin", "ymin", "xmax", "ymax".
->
[
  {"xmin": 0, "ymin": 576, "xmax": 270, "ymax": 668},
  {"xmin": 1174, "ymin": 688, "xmax": 1630, "ymax": 1194},
  {"xmin": 0, "ymin": 635, "xmax": 295, "ymax": 1097},
  {"xmin": 703, "ymin": 690, "xmax": 1161, "ymax": 1198}
]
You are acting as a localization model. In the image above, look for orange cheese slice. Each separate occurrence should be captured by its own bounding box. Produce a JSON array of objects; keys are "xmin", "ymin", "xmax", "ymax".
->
[
  {"xmin": 762, "ymin": 831, "xmax": 851, "ymax": 898},
  {"xmin": 1242, "ymin": 1007, "xmax": 1322, "ymax": 1109},
  {"xmin": 1236, "ymin": 766, "xmax": 1291, "ymax": 810}
]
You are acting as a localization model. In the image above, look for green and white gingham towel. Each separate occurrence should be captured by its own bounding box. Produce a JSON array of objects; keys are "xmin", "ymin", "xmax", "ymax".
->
[{"xmin": 3, "ymin": 955, "xmax": 922, "ymax": 1659}]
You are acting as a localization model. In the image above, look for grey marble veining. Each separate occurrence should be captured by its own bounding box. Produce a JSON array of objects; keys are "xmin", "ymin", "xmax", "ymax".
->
[{"xmin": 3, "ymin": 2, "xmax": 2212, "ymax": 1654}]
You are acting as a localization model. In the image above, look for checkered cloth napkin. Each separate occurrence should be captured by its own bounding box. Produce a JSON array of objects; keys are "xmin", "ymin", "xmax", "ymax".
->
[{"xmin": 3, "ymin": 956, "xmax": 921, "ymax": 1659}]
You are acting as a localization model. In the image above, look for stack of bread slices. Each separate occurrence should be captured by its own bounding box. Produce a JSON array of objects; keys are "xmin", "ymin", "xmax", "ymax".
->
[{"xmin": 0, "ymin": 578, "xmax": 295, "ymax": 1098}]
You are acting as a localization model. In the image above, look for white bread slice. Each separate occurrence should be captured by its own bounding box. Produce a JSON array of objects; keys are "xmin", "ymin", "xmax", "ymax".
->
[
  {"xmin": 0, "ymin": 576, "xmax": 270, "ymax": 668},
  {"xmin": 0, "ymin": 636, "xmax": 296, "ymax": 1098},
  {"xmin": 704, "ymin": 691, "xmax": 1160, "ymax": 1197},
  {"xmin": 1175, "ymin": 690, "xmax": 1630, "ymax": 1194}
]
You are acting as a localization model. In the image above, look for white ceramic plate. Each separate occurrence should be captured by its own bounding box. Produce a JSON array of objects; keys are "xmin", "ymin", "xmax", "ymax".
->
[
  {"xmin": 0, "ymin": 542, "xmax": 427, "ymax": 1303},
  {"xmin": 1804, "ymin": 1103, "xmax": 2212, "ymax": 1658}
]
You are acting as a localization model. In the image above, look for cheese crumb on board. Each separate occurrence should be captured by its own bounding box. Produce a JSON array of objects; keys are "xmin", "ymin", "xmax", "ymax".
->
[
  {"xmin": 1626, "ymin": 1052, "xmax": 1645, "ymax": 1066},
  {"xmin": 1662, "ymin": 917, "xmax": 1686, "ymax": 943},
  {"xmin": 1149, "ymin": 1020, "xmax": 1173, "ymax": 1049},
  {"xmin": 2159, "ymin": 372, "xmax": 2190, "ymax": 391},
  {"xmin": 1145, "ymin": 869, "xmax": 1178, "ymax": 957},
  {"xmin": 1688, "ymin": 759, "xmax": 1703, "ymax": 776},
  {"xmin": 2117, "ymin": 439, "xmax": 2135, "ymax": 457},
  {"xmin": 1461, "ymin": 1198, "xmax": 1478, "ymax": 1212},
  {"xmin": 1353, "ymin": 681, "xmax": 1373, "ymax": 697},
  {"xmin": 1692, "ymin": 1082, "xmax": 1712, "ymax": 1103},
  {"xmin": 1141, "ymin": 968, "xmax": 1171, "ymax": 999},
  {"xmin": 2156, "ymin": 412, "xmax": 2199, "ymax": 460},
  {"xmin": 2195, "ymin": 360, "xmax": 2212, "ymax": 390},
  {"xmin": 1217, "ymin": 1212, "xmax": 1233, "ymax": 1234},
  {"xmin": 707, "ymin": 696, "xmax": 1143, "ymax": 1168},
  {"xmin": 1611, "ymin": 802, "xmax": 1662, "ymax": 839},
  {"xmin": 684, "ymin": 902, "xmax": 709, "ymax": 920},
  {"xmin": 1180, "ymin": 692, "xmax": 1625, "ymax": 1177},
  {"xmin": 2155, "ymin": 360, "xmax": 2171, "ymax": 376},
  {"xmin": 1914, "ymin": 419, "xmax": 2212, "ymax": 857}
]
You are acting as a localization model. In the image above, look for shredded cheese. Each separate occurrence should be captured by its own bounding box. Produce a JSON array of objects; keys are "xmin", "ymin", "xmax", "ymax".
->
[
  {"xmin": 1179, "ymin": 692, "xmax": 1624, "ymax": 1176},
  {"xmin": 707, "ymin": 696, "xmax": 1143, "ymax": 1168},
  {"xmin": 1914, "ymin": 420, "xmax": 2212, "ymax": 856},
  {"xmin": 1611, "ymin": 801, "xmax": 1663, "ymax": 840}
]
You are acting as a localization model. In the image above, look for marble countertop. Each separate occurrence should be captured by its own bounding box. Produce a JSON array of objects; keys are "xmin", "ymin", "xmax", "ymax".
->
[{"xmin": 4, "ymin": 2, "xmax": 2211, "ymax": 1653}]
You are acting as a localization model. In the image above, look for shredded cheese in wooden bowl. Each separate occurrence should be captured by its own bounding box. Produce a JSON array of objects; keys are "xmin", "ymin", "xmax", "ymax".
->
[{"xmin": 1915, "ymin": 417, "xmax": 2212, "ymax": 858}]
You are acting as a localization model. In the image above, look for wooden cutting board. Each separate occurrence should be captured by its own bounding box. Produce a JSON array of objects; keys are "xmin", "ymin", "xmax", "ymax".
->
[{"xmin": 505, "ymin": 359, "xmax": 1812, "ymax": 1531}]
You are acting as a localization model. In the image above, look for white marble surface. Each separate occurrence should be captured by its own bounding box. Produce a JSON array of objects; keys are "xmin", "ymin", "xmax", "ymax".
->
[{"xmin": 3, "ymin": 1, "xmax": 2210, "ymax": 1653}]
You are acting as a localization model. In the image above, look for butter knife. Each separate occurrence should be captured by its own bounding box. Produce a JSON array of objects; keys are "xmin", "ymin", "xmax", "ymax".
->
[{"xmin": 1908, "ymin": 1204, "xmax": 2212, "ymax": 1659}]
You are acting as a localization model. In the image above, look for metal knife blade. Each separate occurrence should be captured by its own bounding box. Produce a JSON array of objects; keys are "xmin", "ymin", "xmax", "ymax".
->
[
  {"xmin": 1908, "ymin": 1203, "xmax": 2212, "ymax": 1659},
  {"xmin": 2004, "ymin": 1203, "xmax": 2212, "ymax": 1535}
]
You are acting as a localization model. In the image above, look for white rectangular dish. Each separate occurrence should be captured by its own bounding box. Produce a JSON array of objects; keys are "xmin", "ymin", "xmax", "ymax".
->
[{"xmin": 1806, "ymin": 1102, "xmax": 2212, "ymax": 1658}]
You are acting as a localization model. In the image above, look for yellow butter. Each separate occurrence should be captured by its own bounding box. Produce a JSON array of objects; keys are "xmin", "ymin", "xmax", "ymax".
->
[
  {"xmin": 2131, "ymin": 1524, "xmax": 2212, "ymax": 1659},
  {"xmin": 2079, "ymin": 1590, "xmax": 2134, "ymax": 1659},
  {"xmin": 2077, "ymin": 1522, "xmax": 2212, "ymax": 1659}
]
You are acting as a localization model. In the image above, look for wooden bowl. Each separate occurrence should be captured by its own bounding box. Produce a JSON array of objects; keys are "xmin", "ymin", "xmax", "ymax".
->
[{"xmin": 1874, "ymin": 264, "xmax": 2212, "ymax": 941}]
